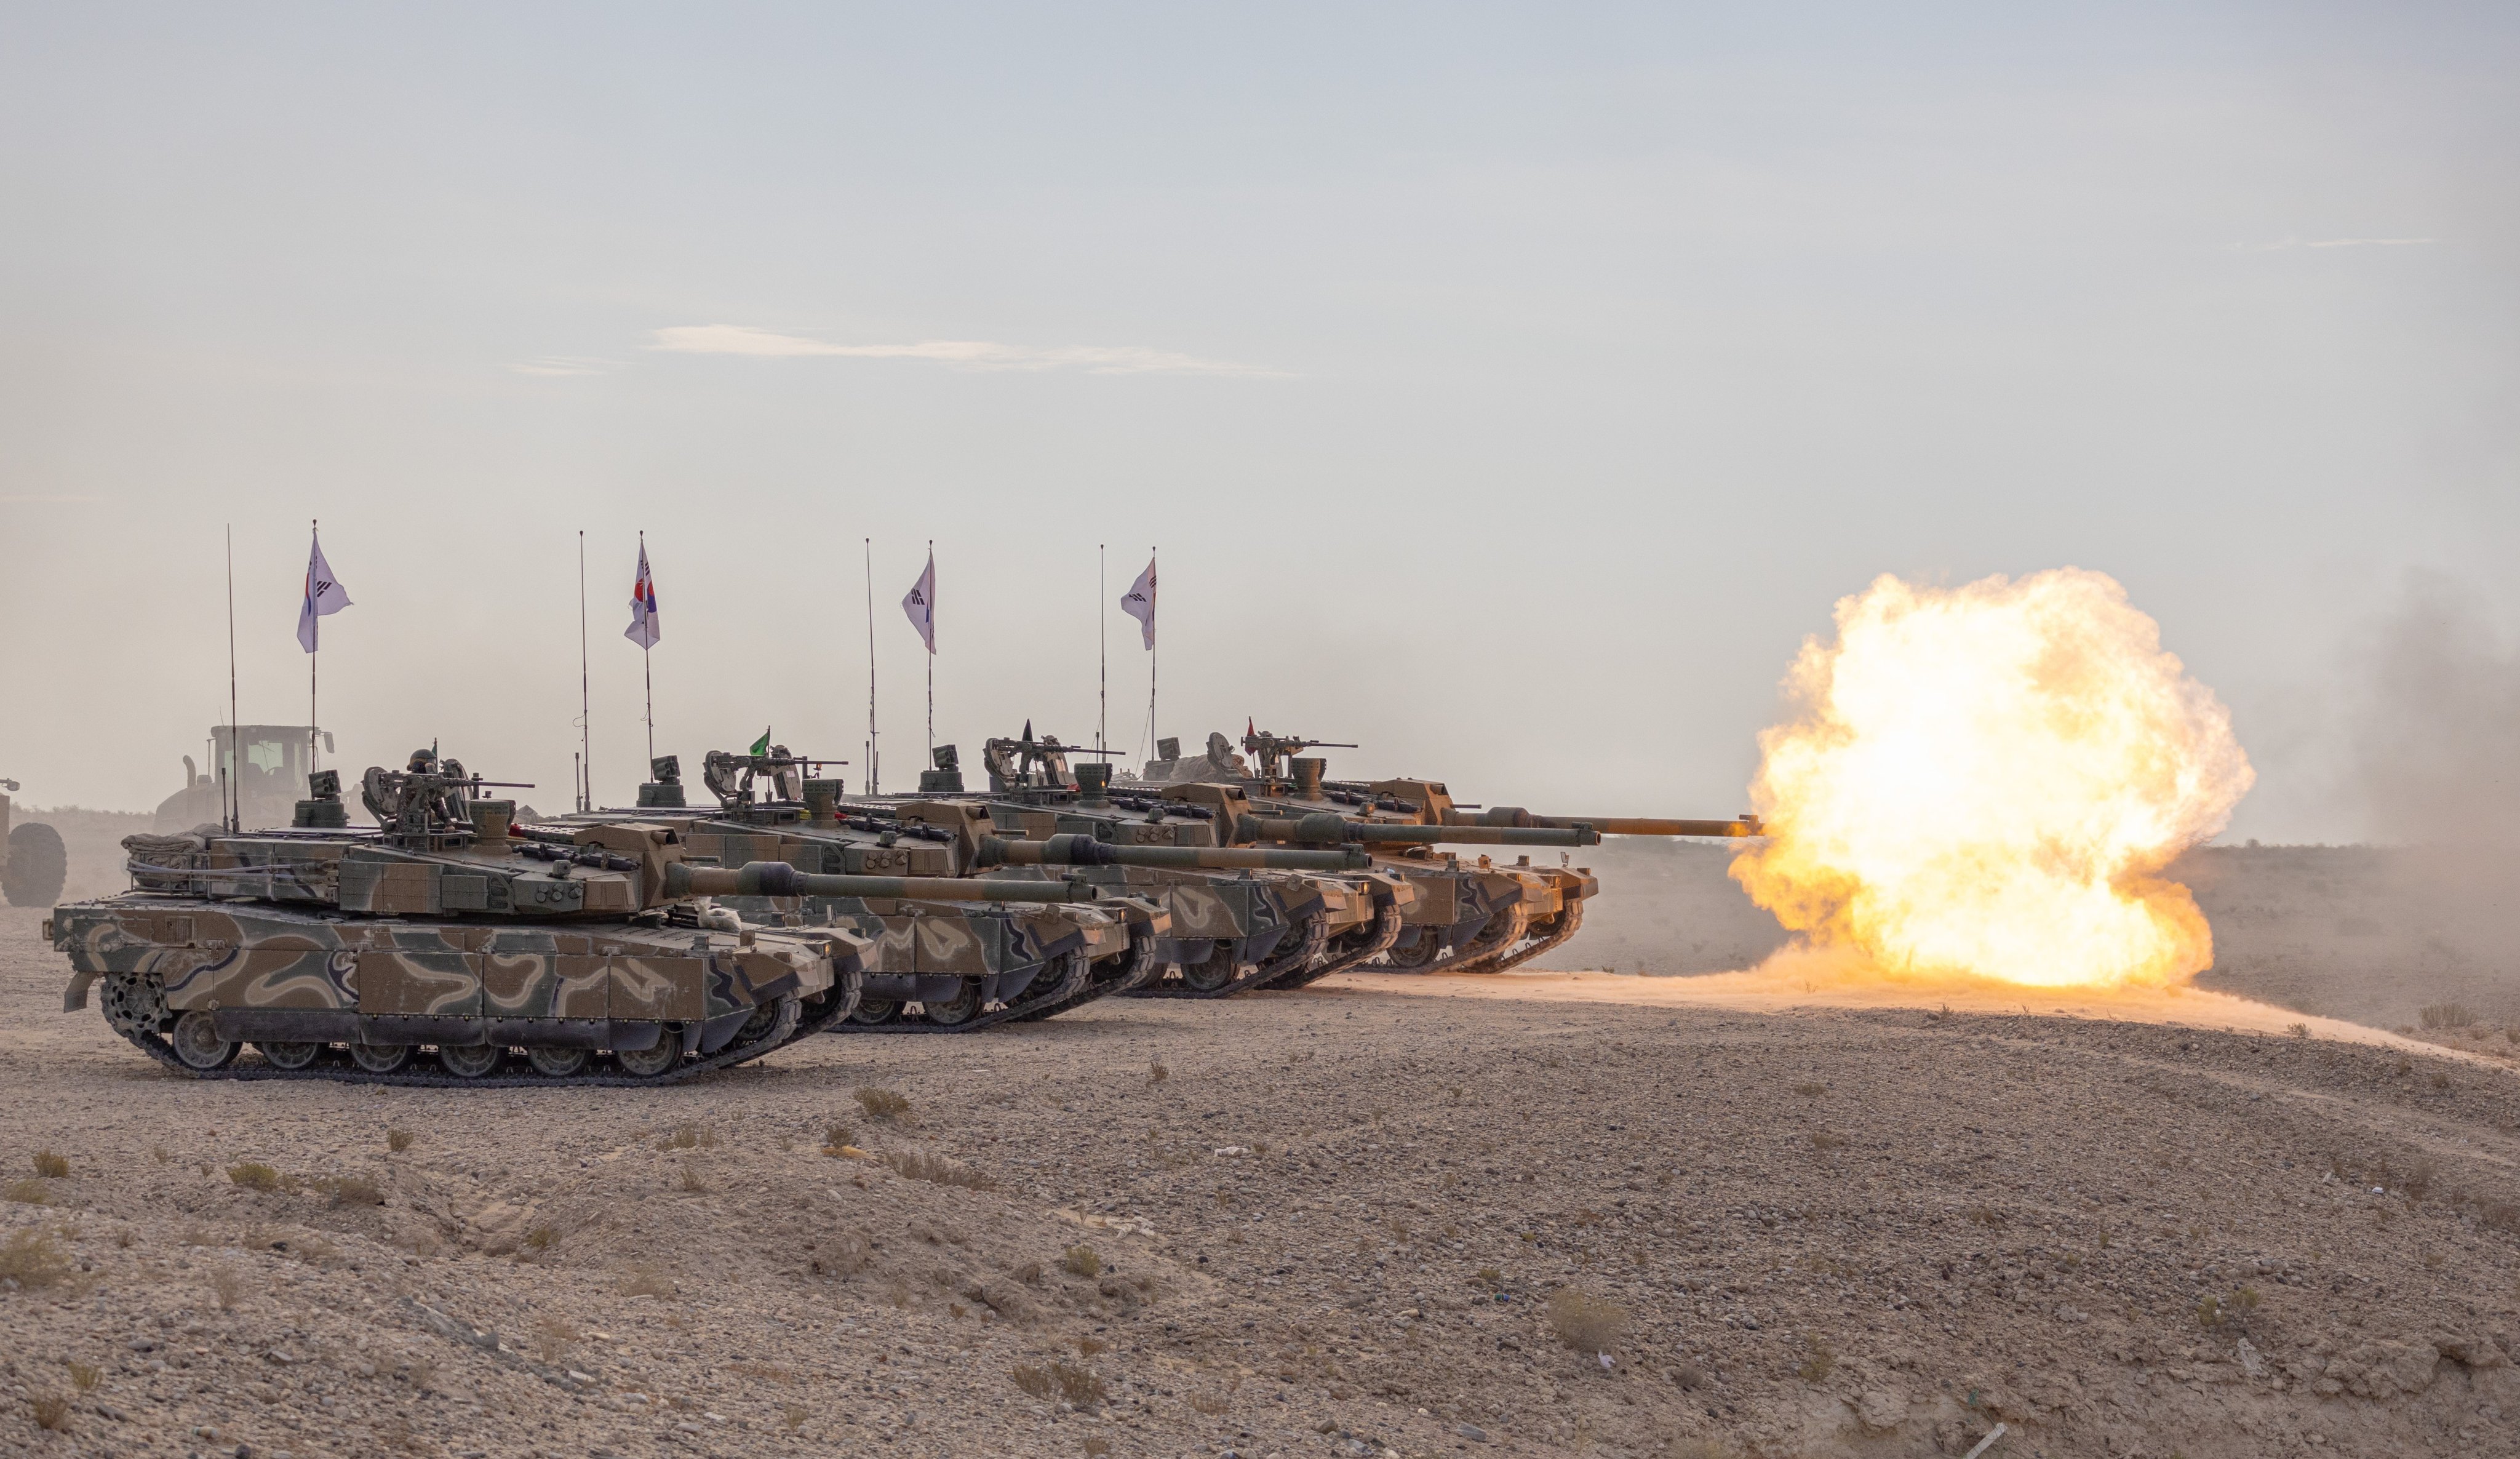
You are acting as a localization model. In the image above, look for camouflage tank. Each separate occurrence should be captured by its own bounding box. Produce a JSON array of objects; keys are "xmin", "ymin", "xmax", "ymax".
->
[
  {"xmin": 50, "ymin": 751, "xmax": 875, "ymax": 1085},
  {"xmin": 1230, "ymin": 729, "xmax": 1758, "ymax": 973},
  {"xmin": 548, "ymin": 748, "xmax": 1174, "ymax": 1033},
  {"xmin": 861, "ymin": 732, "xmax": 1417, "ymax": 997},
  {"xmin": 2, "ymin": 778, "xmax": 69, "ymax": 908}
]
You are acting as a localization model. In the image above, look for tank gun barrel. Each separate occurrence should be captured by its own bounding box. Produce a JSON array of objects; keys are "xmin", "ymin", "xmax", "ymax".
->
[
  {"xmin": 664, "ymin": 860, "xmax": 1100, "ymax": 903},
  {"xmin": 1235, "ymin": 813, "xmax": 1598, "ymax": 848},
  {"xmin": 1443, "ymin": 809, "xmax": 1763, "ymax": 837},
  {"xmin": 977, "ymin": 833, "xmax": 1368, "ymax": 873}
]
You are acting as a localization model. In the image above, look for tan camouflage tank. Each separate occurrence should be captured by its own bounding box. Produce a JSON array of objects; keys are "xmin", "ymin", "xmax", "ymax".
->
[
  {"xmin": 52, "ymin": 751, "xmax": 879, "ymax": 1085},
  {"xmin": 549, "ymin": 748, "xmax": 1177, "ymax": 1032},
  {"xmin": 1231, "ymin": 729, "xmax": 1760, "ymax": 974}
]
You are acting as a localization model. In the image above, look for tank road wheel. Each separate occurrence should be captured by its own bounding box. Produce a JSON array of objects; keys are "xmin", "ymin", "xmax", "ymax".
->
[
  {"xmin": 614, "ymin": 1039, "xmax": 681, "ymax": 1079},
  {"xmin": 255, "ymin": 1041, "xmax": 324, "ymax": 1071},
  {"xmin": 737, "ymin": 994, "xmax": 802, "ymax": 1047},
  {"xmin": 437, "ymin": 1044, "xmax": 504, "ymax": 1079},
  {"xmin": 920, "ymin": 983, "xmax": 981, "ymax": 1027},
  {"xmin": 348, "ymin": 1043, "xmax": 413, "ymax": 1074},
  {"xmin": 1382, "ymin": 930, "xmax": 1445, "ymax": 971},
  {"xmin": 1179, "ymin": 949, "xmax": 1240, "ymax": 993},
  {"xmin": 847, "ymin": 999, "xmax": 901, "ymax": 1026},
  {"xmin": 527, "ymin": 1047, "xmax": 590, "ymax": 1078},
  {"xmin": 170, "ymin": 1010, "xmax": 237, "ymax": 1071}
]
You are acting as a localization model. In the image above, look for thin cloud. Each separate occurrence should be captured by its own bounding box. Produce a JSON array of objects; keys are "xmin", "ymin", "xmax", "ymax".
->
[
  {"xmin": 648, "ymin": 325, "xmax": 1282, "ymax": 377},
  {"xmin": 508, "ymin": 356, "xmax": 618, "ymax": 377},
  {"xmin": 2236, "ymin": 236, "xmax": 2438, "ymax": 253}
]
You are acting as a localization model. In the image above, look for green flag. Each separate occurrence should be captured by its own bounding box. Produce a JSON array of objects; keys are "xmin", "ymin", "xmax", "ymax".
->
[{"xmin": 749, "ymin": 727, "xmax": 772, "ymax": 757}]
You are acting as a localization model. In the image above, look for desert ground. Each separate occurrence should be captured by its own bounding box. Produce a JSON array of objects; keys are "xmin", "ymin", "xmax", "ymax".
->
[{"xmin": 2, "ymin": 822, "xmax": 2518, "ymax": 1458}]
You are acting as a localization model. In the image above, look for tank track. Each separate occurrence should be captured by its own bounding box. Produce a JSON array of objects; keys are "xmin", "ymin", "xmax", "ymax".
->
[
  {"xmin": 1268, "ymin": 900, "xmax": 1405, "ymax": 990},
  {"xmin": 1002, "ymin": 932, "xmax": 1164, "ymax": 1024},
  {"xmin": 1130, "ymin": 909, "xmax": 1333, "ymax": 999},
  {"xmin": 1451, "ymin": 898, "xmax": 1585, "ymax": 975},
  {"xmin": 831, "ymin": 950, "xmax": 1109, "ymax": 1034},
  {"xmin": 102, "ymin": 974, "xmax": 863, "ymax": 1089}
]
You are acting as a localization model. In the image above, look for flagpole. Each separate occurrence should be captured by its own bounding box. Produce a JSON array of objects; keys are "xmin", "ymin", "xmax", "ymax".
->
[
  {"xmin": 1148, "ymin": 545, "xmax": 1158, "ymax": 759},
  {"xmin": 1098, "ymin": 543, "xmax": 1107, "ymax": 756},
  {"xmin": 309, "ymin": 519, "xmax": 320, "ymax": 780},
  {"xmin": 863, "ymin": 537, "xmax": 878, "ymax": 796},
  {"xmin": 925, "ymin": 538, "xmax": 935, "ymax": 759},
  {"xmin": 577, "ymin": 530, "xmax": 591, "ymax": 812},
  {"xmin": 226, "ymin": 526, "xmax": 240, "ymax": 833},
  {"xmin": 639, "ymin": 531, "xmax": 655, "ymax": 770}
]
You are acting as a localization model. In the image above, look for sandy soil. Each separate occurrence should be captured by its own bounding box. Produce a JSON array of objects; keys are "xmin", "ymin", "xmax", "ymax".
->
[{"xmin": 6, "ymin": 892, "xmax": 2520, "ymax": 1459}]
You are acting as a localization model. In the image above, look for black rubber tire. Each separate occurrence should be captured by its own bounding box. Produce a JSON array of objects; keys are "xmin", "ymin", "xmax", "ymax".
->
[
  {"xmin": 922, "ymin": 984, "xmax": 981, "ymax": 1026},
  {"xmin": 439, "ymin": 1044, "xmax": 503, "ymax": 1079},
  {"xmin": 847, "ymin": 999, "xmax": 901, "ymax": 1026},
  {"xmin": 348, "ymin": 1043, "xmax": 413, "ymax": 1074},
  {"xmin": 615, "ymin": 1041, "xmax": 681, "ymax": 1079},
  {"xmin": 1179, "ymin": 951, "xmax": 1239, "ymax": 992},
  {"xmin": 527, "ymin": 1047, "xmax": 590, "ymax": 1077},
  {"xmin": 171, "ymin": 1011, "xmax": 237, "ymax": 1071},
  {"xmin": 2, "ymin": 821, "xmax": 66, "ymax": 907}
]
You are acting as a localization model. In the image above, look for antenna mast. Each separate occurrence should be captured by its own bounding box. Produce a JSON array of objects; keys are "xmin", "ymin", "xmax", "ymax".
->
[
  {"xmin": 576, "ymin": 530, "xmax": 591, "ymax": 812},
  {"xmin": 225, "ymin": 525, "xmax": 239, "ymax": 833}
]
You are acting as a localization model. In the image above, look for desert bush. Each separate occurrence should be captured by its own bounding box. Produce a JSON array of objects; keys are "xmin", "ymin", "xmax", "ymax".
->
[
  {"xmin": 386, "ymin": 1127, "xmax": 413, "ymax": 1153},
  {"xmin": 882, "ymin": 1148, "xmax": 997, "ymax": 1191},
  {"xmin": 808, "ymin": 1231, "xmax": 872, "ymax": 1279},
  {"xmin": 658, "ymin": 1123, "xmax": 717, "ymax": 1151},
  {"xmin": 404, "ymin": 1354, "xmax": 439, "ymax": 1391},
  {"xmin": 522, "ymin": 1225, "xmax": 558, "ymax": 1255},
  {"xmin": 0, "ymin": 1228, "xmax": 72, "ymax": 1289},
  {"xmin": 1012, "ymin": 1363, "xmax": 1055, "ymax": 1399},
  {"xmin": 1083, "ymin": 1439, "xmax": 1112, "ymax": 1457},
  {"xmin": 677, "ymin": 1160, "xmax": 708, "ymax": 1194},
  {"xmin": 528, "ymin": 1315, "xmax": 578, "ymax": 1364},
  {"xmin": 319, "ymin": 1173, "xmax": 385, "ymax": 1207},
  {"xmin": 1013, "ymin": 1260, "xmax": 1043, "ymax": 1284},
  {"xmin": 207, "ymin": 1264, "xmax": 243, "ymax": 1310},
  {"xmin": 854, "ymin": 1087, "xmax": 910, "ymax": 1121},
  {"xmin": 1546, "ymin": 1287, "xmax": 1628, "ymax": 1354},
  {"xmin": 6, "ymin": 1177, "xmax": 49, "ymax": 1205},
  {"xmin": 619, "ymin": 1261, "xmax": 677, "ymax": 1298},
  {"xmin": 31, "ymin": 1151, "xmax": 68, "ymax": 1179},
  {"xmin": 1061, "ymin": 1245, "xmax": 1102, "ymax": 1279},
  {"xmin": 1148, "ymin": 1061, "xmax": 1170, "ymax": 1084},
  {"xmin": 1672, "ymin": 1361, "xmax": 1708, "ymax": 1391},
  {"xmin": 1798, "ymin": 1335, "xmax": 1836, "ymax": 1383},
  {"xmin": 782, "ymin": 1402, "xmax": 808, "ymax": 1431},
  {"xmin": 2422, "ymin": 1003, "xmax": 2478, "ymax": 1030},
  {"xmin": 27, "ymin": 1392, "xmax": 70, "ymax": 1431},
  {"xmin": 823, "ymin": 1121, "xmax": 854, "ymax": 1151},
  {"xmin": 1793, "ymin": 1082, "xmax": 1826, "ymax": 1098},
  {"xmin": 227, "ymin": 1162, "xmax": 281, "ymax": 1192},
  {"xmin": 2287, "ymin": 1022, "xmax": 2310, "ymax": 1039},
  {"xmin": 1809, "ymin": 1130, "xmax": 1846, "ymax": 1151},
  {"xmin": 66, "ymin": 1361, "xmax": 100, "ymax": 1392}
]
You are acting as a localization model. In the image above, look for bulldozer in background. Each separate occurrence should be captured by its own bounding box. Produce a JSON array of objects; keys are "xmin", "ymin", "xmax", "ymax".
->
[
  {"xmin": 1, "ymin": 778, "xmax": 67, "ymax": 907},
  {"xmin": 153, "ymin": 725, "xmax": 335, "ymax": 833}
]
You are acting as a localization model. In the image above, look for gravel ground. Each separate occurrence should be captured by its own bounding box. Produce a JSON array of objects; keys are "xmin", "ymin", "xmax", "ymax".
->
[{"xmin": 4, "ymin": 897, "xmax": 2520, "ymax": 1459}]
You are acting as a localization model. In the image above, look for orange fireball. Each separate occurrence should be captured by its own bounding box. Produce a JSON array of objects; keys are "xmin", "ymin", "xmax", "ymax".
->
[{"xmin": 1731, "ymin": 569, "xmax": 2253, "ymax": 989}]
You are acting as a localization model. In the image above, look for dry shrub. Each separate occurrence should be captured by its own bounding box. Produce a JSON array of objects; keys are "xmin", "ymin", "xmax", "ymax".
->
[
  {"xmin": 1673, "ymin": 1361, "xmax": 1708, "ymax": 1391},
  {"xmin": 31, "ymin": 1151, "xmax": 69, "ymax": 1179},
  {"xmin": 1148, "ymin": 1061, "xmax": 1170, "ymax": 1084},
  {"xmin": 528, "ymin": 1315, "xmax": 578, "ymax": 1364},
  {"xmin": 2477, "ymin": 1200, "xmax": 2520, "ymax": 1235},
  {"xmin": 319, "ymin": 1173, "xmax": 385, "ymax": 1207},
  {"xmin": 1008, "ymin": 1361, "xmax": 1105, "ymax": 1405},
  {"xmin": 522, "ymin": 1225, "xmax": 558, "ymax": 1255},
  {"xmin": 386, "ymin": 1127, "xmax": 413, "ymax": 1153},
  {"xmin": 27, "ymin": 1392, "xmax": 70, "ymax": 1431},
  {"xmin": 807, "ymin": 1232, "xmax": 873, "ymax": 1279},
  {"xmin": 677, "ymin": 1160, "xmax": 708, "ymax": 1194},
  {"xmin": 66, "ymin": 1361, "xmax": 100, "ymax": 1392},
  {"xmin": 619, "ymin": 1261, "xmax": 676, "ymax": 1298},
  {"xmin": 150, "ymin": 1145, "xmax": 169, "ymax": 1164},
  {"xmin": 824, "ymin": 1121, "xmax": 854, "ymax": 1150},
  {"xmin": 227, "ymin": 1162, "xmax": 281, "ymax": 1192},
  {"xmin": 2287, "ymin": 1022, "xmax": 2311, "ymax": 1039},
  {"xmin": 1798, "ymin": 1335, "xmax": 1835, "ymax": 1382},
  {"xmin": 207, "ymin": 1265, "xmax": 243, "ymax": 1310},
  {"xmin": 1547, "ymin": 1287, "xmax": 1628, "ymax": 1354},
  {"xmin": 854, "ymin": 1087, "xmax": 911, "ymax": 1121},
  {"xmin": 0, "ymin": 1228, "xmax": 72, "ymax": 1289},
  {"xmin": 1809, "ymin": 1130, "xmax": 1846, "ymax": 1151},
  {"xmin": 405, "ymin": 1354, "xmax": 439, "ymax": 1392},
  {"xmin": 1060, "ymin": 1245, "xmax": 1102, "ymax": 1278},
  {"xmin": 1074, "ymin": 1335, "xmax": 1109, "ymax": 1356},
  {"xmin": 1792, "ymin": 1082, "xmax": 1826, "ymax": 1098},
  {"xmin": 782, "ymin": 1402, "xmax": 808, "ymax": 1432},
  {"xmin": 658, "ymin": 1123, "xmax": 717, "ymax": 1151},
  {"xmin": 6, "ymin": 1177, "xmax": 49, "ymax": 1205},
  {"xmin": 1083, "ymin": 1440, "xmax": 1113, "ymax": 1458},
  {"xmin": 882, "ymin": 1149, "xmax": 997, "ymax": 1191},
  {"xmin": 2422, "ymin": 1002, "xmax": 2478, "ymax": 1030},
  {"xmin": 1013, "ymin": 1260, "xmax": 1043, "ymax": 1284}
]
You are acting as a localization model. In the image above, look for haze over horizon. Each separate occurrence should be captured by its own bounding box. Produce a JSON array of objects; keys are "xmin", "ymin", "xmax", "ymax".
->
[{"xmin": 3, "ymin": 4, "xmax": 2514, "ymax": 841}]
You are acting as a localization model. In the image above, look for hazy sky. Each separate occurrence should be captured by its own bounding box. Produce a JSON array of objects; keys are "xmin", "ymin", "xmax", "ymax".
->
[{"xmin": 2, "ymin": 3, "xmax": 2514, "ymax": 840}]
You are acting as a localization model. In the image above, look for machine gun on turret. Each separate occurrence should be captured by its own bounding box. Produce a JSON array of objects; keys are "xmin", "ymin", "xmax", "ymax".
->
[
  {"xmin": 981, "ymin": 724, "xmax": 1126, "ymax": 795},
  {"xmin": 357, "ymin": 748, "xmax": 535, "ymax": 847},
  {"xmin": 1240, "ymin": 729, "xmax": 1359, "ymax": 784},
  {"xmin": 701, "ymin": 742, "xmax": 845, "ymax": 810}
]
